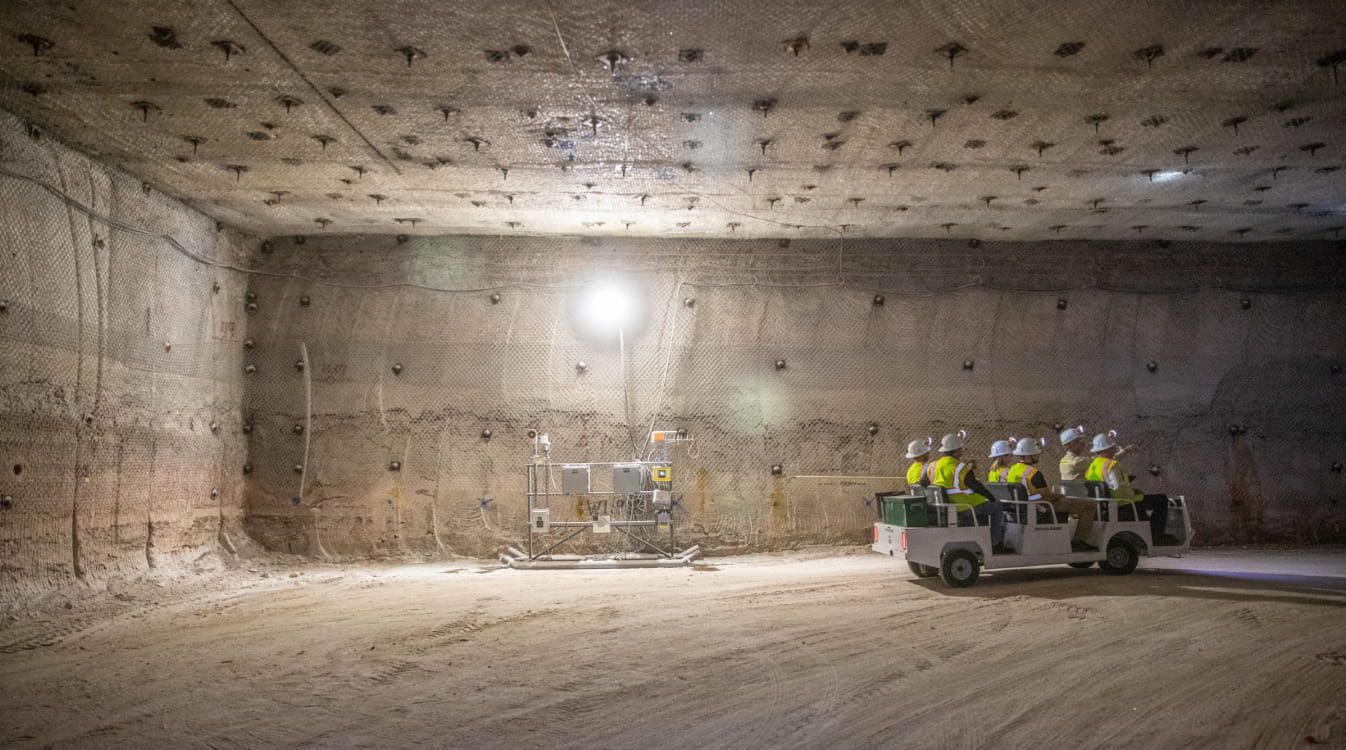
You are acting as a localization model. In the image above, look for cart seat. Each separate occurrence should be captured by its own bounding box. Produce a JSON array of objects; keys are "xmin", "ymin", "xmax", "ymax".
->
[
  {"xmin": 919, "ymin": 485, "xmax": 981, "ymax": 527},
  {"xmin": 1059, "ymin": 480, "xmax": 1107, "ymax": 499},
  {"xmin": 987, "ymin": 482, "xmax": 1067, "ymax": 523}
]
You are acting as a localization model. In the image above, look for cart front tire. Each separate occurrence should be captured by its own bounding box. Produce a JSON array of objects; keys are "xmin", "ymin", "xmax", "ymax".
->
[
  {"xmin": 908, "ymin": 561, "xmax": 939, "ymax": 578},
  {"xmin": 940, "ymin": 549, "xmax": 981, "ymax": 588},
  {"xmin": 1100, "ymin": 538, "xmax": 1140, "ymax": 575}
]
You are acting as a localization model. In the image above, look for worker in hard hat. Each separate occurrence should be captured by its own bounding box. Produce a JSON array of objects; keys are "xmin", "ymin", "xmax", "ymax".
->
[
  {"xmin": 871, "ymin": 437, "xmax": 933, "ymax": 519},
  {"xmin": 1008, "ymin": 437, "xmax": 1097, "ymax": 551},
  {"xmin": 1061, "ymin": 424, "xmax": 1136, "ymax": 481},
  {"xmin": 905, "ymin": 437, "xmax": 932, "ymax": 486},
  {"xmin": 920, "ymin": 431, "xmax": 1008, "ymax": 553},
  {"xmin": 987, "ymin": 438, "xmax": 1013, "ymax": 483},
  {"xmin": 1086, "ymin": 432, "xmax": 1181, "ymax": 545},
  {"xmin": 1058, "ymin": 425, "xmax": 1091, "ymax": 481}
]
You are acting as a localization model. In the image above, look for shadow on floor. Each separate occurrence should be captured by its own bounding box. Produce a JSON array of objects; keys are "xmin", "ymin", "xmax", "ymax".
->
[{"xmin": 911, "ymin": 565, "xmax": 1346, "ymax": 608}]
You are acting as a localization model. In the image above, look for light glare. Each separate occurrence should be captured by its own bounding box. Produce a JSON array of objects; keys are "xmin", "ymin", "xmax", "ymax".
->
[{"xmin": 582, "ymin": 281, "xmax": 635, "ymax": 331}]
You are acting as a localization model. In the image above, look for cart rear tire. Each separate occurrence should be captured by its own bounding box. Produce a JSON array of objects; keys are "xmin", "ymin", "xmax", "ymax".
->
[
  {"xmin": 1100, "ymin": 538, "xmax": 1139, "ymax": 575},
  {"xmin": 940, "ymin": 550, "xmax": 980, "ymax": 588},
  {"xmin": 908, "ymin": 561, "xmax": 938, "ymax": 578},
  {"xmin": 1068, "ymin": 562, "xmax": 1095, "ymax": 569}
]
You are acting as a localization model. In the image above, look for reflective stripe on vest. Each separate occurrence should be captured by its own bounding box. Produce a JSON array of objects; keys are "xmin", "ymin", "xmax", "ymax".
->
[
  {"xmin": 929, "ymin": 456, "xmax": 987, "ymax": 507},
  {"xmin": 1084, "ymin": 457, "xmax": 1114, "ymax": 483},
  {"xmin": 987, "ymin": 465, "xmax": 1009, "ymax": 483},
  {"xmin": 906, "ymin": 461, "xmax": 925, "ymax": 485},
  {"xmin": 952, "ymin": 462, "xmax": 969, "ymax": 493},
  {"xmin": 1006, "ymin": 463, "xmax": 1043, "ymax": 501},
  {"xmin": 1086, "ymin": 457, "xmax": 1136, "ymax": 503}
]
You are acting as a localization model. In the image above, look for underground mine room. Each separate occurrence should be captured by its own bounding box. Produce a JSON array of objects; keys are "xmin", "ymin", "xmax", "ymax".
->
[{"xmin": 1, "ymin": 0, "xmax": 1345, "ymax": 747}]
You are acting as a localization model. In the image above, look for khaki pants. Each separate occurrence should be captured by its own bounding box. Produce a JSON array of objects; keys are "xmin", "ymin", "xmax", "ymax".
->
[{"xmin": 1049, "ymin": 497, "xmax": 1096, "ymax": 542}]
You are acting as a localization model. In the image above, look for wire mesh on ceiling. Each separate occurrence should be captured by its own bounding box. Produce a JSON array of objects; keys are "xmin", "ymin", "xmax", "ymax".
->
[
  {"xmin": 0, "ymin": 0, "xmax": 1343, "ymax": 240},
  {"xmin": 3, "ymin": 107, "xmax": 1346, "ymax": 591}
]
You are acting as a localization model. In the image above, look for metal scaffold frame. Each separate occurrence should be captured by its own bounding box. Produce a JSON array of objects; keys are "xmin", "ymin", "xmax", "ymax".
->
[{"xmin": 500, "ymin": 431, "xmax": 701, "ymax": 569}]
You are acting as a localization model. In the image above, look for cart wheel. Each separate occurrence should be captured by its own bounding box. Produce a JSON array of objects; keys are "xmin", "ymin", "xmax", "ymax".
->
[
  {"xmin": 907, "ymin": 561, "xmax": 939, "ymax": 578},
  {"xmin": 940, "ymin": 549, "xmax": 980, "ymax": 588},
  {"xmin": 1100, "ymin": 538, "xmax": 1139, "ymax": 575},
  {"xmin": 1068, "ymin": 562, "xmax": 1095, "ymax": 569}
]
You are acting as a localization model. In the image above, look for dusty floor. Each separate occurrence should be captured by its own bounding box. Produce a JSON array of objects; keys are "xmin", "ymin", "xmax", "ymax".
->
[{"xmin": 2, "ymin": 548, "xmax": 1345, "ymax": 749}]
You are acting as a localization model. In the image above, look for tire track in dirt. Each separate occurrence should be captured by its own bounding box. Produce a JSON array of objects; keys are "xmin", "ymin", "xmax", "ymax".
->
[
  {"xmin": 369, "ymin": 660, "xmax": 422, "ymax": 685},
  {"xmin": 4, "ymin": 554, "xmax": 1345, "ymax": 749},
  {"xmin": 403, "ymin": 607, "xmax": 562, "ymax": 653}
]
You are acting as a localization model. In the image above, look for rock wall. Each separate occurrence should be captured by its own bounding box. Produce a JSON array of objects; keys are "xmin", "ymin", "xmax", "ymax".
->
[
  {"xmin": 0, "ymin": 110, "xmax": 255, "ymax": 598},
  {"xmin": 239, "ymin": 234, "xmax": 1346, "ymax": 557},
  {"xmin": 2, "ymin": 99, "xmax": 1343, "ymax": 582}
]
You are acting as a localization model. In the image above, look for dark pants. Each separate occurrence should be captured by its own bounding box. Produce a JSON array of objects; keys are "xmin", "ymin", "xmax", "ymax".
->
[
  {"xmin": 1119, "ymin": 495, "xmax": 1169, "ymax": 539},
  {"xmin": 957, "ymin": 500, "xmax": 1005, "ymax": 547}
]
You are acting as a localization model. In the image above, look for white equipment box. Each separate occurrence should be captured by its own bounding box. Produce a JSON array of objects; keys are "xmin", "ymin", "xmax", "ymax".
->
[
  {"xmin": 561, "ymin": 464, "xmax": 591, "ymax": 494},
  {"xmin": 530, "ymin": 508, "xmax": 550, "ymax": 531},
  {"xmin": 592, "ymin": 515, "xmax": 612, "ymax": 534}
]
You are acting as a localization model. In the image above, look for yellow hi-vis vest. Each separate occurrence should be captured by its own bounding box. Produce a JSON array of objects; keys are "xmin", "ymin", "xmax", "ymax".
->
[
  {"xmin": 927, "ymin": 455, "xmax": 989, "ymax": 508},
  {"xmin": 987, "ymin": 464, "xmax": 1010, "ymax": 483},
  {"xmin": 1085, "ymin": 456, "xmax": 1138, "ymax": 504},
  {"xmin": 906, "ymin": 461, "xmax": 925, "ymax": 486},
  {"xmin": 1006, "ymin": 462, "xmax": 1043, "ymax": 500}
]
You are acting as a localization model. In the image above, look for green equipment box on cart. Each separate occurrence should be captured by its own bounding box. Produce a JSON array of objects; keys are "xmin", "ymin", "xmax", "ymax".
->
[{"xmin": 880, "ymin": 494, "xmax": 929, "ymax": 527}]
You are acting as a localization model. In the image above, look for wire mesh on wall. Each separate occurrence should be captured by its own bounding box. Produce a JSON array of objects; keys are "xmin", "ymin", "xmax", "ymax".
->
[
  {"xmin": 3, "ymin": 102, "xmax": 1345, "ymax": 587},
  {"xmin": 239, "ymin": 233, "xmax": 1346, "ymax": 559},
  {"xmin": 0, "ymin": 111, "xmax": 253, "ymax": 599}
]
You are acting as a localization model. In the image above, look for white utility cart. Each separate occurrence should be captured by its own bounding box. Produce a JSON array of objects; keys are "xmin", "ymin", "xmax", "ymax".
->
[{"xmin": 872, "ymin": 481, "xmax": 1194, "ymax": 588}]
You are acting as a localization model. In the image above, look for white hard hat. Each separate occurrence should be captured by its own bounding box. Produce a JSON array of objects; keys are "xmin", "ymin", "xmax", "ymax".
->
[
  {"xmin": 1059, "ymin": 425, "xmax": 1086, "ymax": 445},
  {"xmin": 1013, "ymin": 437, "xmax": 1042, "ymax": 456},
  {"xmin": 1090, "ymin": 430, "xmax": 1118, "ymax": 453},
  {"xmin": 905, "ymin": 438, "xmax": 932, "ymax": 459},
  {"xmin": 938, "ymin": 430, "xmax": 967, "ymax": 453},
  {"xmin": 988, "ymin": 439, "xmax": 1013, "ymax": 458}
]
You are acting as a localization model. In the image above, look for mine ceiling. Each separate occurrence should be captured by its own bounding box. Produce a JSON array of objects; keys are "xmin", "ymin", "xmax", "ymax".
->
[{"xmin": 0, "ymin": 0, "xmax": 1343, "ymax": 240}]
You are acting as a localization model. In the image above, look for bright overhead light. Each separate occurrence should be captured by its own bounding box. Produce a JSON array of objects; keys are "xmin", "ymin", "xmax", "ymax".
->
[
  {"xmin": 581, "ymin": 280, "xmax": 636, "ymax": 332},
  {"xmin": 1152, "ymin": 170, "xmax": 1186, "ymax": 183}
]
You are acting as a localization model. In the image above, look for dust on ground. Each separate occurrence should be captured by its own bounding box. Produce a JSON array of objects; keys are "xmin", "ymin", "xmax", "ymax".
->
[{"xmin": 2, "ymin": 547, "xmax": 1345, "ymax": 748}]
